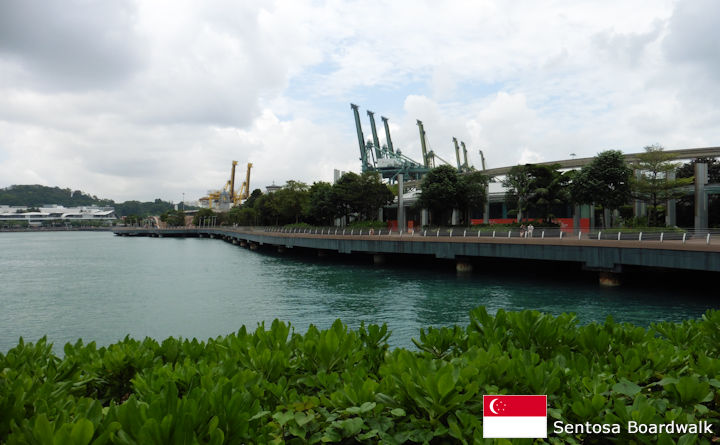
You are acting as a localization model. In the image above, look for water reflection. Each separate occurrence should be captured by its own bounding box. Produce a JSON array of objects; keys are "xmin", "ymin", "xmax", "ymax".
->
[{"xmin": 0, "ymin": 232, "xmax": 716, "ymax": 352}]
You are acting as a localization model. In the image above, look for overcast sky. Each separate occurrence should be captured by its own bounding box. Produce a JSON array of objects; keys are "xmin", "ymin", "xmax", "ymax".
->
[{"xmin": 1, "ymin": 0, "xmax": 719, "ymax": 203}]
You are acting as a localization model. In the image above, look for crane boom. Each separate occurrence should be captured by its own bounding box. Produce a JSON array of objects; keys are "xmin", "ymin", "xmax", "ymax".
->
[
  {"xmin": 461, "ymin": 142, "xmax": 469, "ymax": 169},
  {"xmin": 381, "ymin": 116, "xmax": 394, "ymax": 153},
  {"xmin": 351, "ymin": 104, "xmax": 369, "ymax": 170},
  {"xmin": 417, "ymin": 120, "xmax": 429, "ymax": 168},
  {"xmin": 367, "ymin": 110, "xmax": 382, "ymax": 160},
  {"xmin": 229, "ymin": 160, "xmax": 238, "ymax": 202},
  {"xmin": 453, "ymin": 137, "xmax": 461, "ymax": 170}
]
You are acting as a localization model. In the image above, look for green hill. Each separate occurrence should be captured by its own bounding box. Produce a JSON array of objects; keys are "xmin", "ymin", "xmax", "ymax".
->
[{"xmin": 0, "ymin": 185, "xmax": 181, "ymax": 217}]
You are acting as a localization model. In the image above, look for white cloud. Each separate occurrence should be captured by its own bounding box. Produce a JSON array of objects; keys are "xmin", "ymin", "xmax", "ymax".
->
[{"xmin": 1, "ymin": 0, "xmax": 719, "ymax": 204}]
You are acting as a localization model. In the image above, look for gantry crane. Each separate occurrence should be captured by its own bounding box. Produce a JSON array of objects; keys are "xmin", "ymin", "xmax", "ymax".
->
[
  {"xmin": 351, "ymin": 104, "xmax": 428, "ymax": 181},
  {"xmin": 233, "ymin": 162, "xmax": 252, "ymax": 206},
  {"xmin": 199, "ymin": 161, "xmax": 252, "ymax": 209}
]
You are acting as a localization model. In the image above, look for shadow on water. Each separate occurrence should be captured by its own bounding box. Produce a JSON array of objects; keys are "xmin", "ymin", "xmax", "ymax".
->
[{"xmin": 244, "ymin": 243, "xmax": 717, "ymax": 347}]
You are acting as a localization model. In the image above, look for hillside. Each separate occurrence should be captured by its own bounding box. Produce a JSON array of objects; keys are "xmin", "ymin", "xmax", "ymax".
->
[{"xmin": 0, "ymin": 185, "xmax": 178, "ymax": 217}]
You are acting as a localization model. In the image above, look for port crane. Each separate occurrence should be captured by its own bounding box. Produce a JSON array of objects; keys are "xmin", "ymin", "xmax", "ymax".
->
[
  {"xmin": 351, "ymin": 103, "xmax": 481, "ymax": 181},
  {"xmin": 200, "ymin": 161, "xmax": 253, "ymax": 209}
]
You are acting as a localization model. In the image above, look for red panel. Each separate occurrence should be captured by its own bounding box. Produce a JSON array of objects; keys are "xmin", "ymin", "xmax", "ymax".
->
[{"xmin": 483, "ymin": 395, "xmax": 547, "ymax": 417}]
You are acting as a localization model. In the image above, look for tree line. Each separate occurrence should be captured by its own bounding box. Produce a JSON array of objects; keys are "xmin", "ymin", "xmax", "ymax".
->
[
  {"xmin": 419, "ymin": 144, "xmax": 716, "ymax": 228},
  {"xmin": 160, "ymin": 171, "xmax": 395, "ymax": 228},
  {"xmin": 0, "ymin": 185, "xmax": 190, "ymax": 218},
  {"xmin": 500, "ymin": 145, "xmax": 709, "ymax": 228},
  {"xmin": 160, "ymin": 144, "xmax": 717, "ymax": 229}
]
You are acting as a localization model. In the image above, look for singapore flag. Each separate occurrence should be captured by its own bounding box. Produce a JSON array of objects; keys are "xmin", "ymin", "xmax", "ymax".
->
[{"xmin": 483, "ymin": 395, "xmax": 547, "ymax": 438}]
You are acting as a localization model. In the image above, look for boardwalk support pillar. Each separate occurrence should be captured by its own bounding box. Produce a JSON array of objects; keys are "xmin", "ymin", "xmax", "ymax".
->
[
  {"xmin": 456, "ymin": 260, "xmax": 473, "ymax": 274},
  {"xmin": 598, "ymin": 271, "xmax": 621, "ymax": 287},
  {"xmin": 373, "ymin": 254, "xmax": 386, "ymax": 265}
]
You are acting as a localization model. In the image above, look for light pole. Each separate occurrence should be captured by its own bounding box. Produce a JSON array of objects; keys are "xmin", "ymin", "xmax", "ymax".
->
[{"xmin": 182, "ymin": 193, "xmax": 185, "ymax": 211}]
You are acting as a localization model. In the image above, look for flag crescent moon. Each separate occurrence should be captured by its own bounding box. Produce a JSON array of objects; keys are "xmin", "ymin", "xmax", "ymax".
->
[{"xmin": 489, "ymin": 398, "xmax": 499, "ymax": 414}]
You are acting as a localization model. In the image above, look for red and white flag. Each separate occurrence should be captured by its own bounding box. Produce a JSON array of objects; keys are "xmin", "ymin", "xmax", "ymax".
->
[{"xmin": 483, "ymin": 395, "xmax": 547, "ymax": 438}]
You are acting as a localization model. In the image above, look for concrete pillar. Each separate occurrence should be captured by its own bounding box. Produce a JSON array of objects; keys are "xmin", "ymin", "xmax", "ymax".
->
[
  {"xmin": 634, "ymin": 170, "xmax": 647, "ymax": 218},
  {"xmin": 277, "ymin": 246, "xmax": 285, "ymax": 253},
  {"xmin": 421, "ymin": 209, "xmax": 429, "ymax": 227},
  {"xmin": 598, "ymin": 271, "xmax": 621, "ymax": 287},
  {"xmin": 603, "ymin": 208, "xmax": 611, "ymax": 229},
  {"xmin": 249, "ymin": 243, "xmax": 258, "ymax": 251},
  {"xmin": 373, "ymin": 254, "xmax": 385, "ymax": 265},
  {"xmin": 240, "ymin": 240, "xmax": 247, "ymax": 247},
  {"xmin": 695, "ymin": 163, "xmax": 708, "ymax": 233},
  {"xmin": 317, "ymin": 250, "xmax": 328, "ymax": 257},
  {"xmin": 590, "ymin": 203, "xmax": 596, "ymax": 230},
  {"xmin": 378, "ymin": 207, "xmax": 383, "ymax": 222},
  {"xmin": 456, "ymin": 260, "xmax": 473, "ymax": 273},
  {"xmin": 483, "ymin": 184, "xmax": 490, "ymax": 223},
  {"xmin": 397, "ymin": 174, "xmax": 405, "ymax": 232},
  {"xmin": 666, "ymin": 171, "xmax": 677, "ymax": 227},
  {"xmin": 451, "ymin": 209, "xmax": 460, "ymax": 225},
  {"xmin": 573, "ymin": 205, "xmax": 580, "ymax": 234}
]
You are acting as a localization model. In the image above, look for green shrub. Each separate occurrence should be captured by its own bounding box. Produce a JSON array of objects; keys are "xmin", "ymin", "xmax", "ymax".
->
[
  {"xmin": 347, "ymin": 220, "xmax": 387, "ymax": 230},
  {"xmin": 1, "ymin": 308, "xmax": 719, "ymax": 444}
]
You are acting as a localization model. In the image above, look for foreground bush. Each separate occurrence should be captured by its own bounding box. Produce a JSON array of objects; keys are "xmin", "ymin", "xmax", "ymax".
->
[{"xmin": 1, "ymin": 308, "xmax": 719, "ymax": 444}]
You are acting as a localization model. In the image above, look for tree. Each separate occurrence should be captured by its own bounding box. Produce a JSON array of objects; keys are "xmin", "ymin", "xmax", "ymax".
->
[
  {"xmin": 676, "ymin": 157, "xmax": 720, "ymax": 183},
  {"xmin": 526, "ymin": 164, "xmax": 571, "ymax": 223},
  {"xmin": 305, "ymin": 181, "xmax": 336, "ymax": 225},
  {"xmin": 332, "ymin": 172, "xmax": 365, "ymax": 221},
  {"xmin": 244, "ymin": 189, "xmax": 263, "ymax": 209},
  {"xmin": 161, "ymin": 210, "xmax": 186, "ymax": 227},
  {"xmin": 253, "ymin": 194, "xmax": 279, "ymax": 225},
  {"xmin": 358, "ymin": 172, "xmax": 394, "ymax": 221},
  {"xmin": 192, "ymin": 208, "xmax": 217, "ymax": 226},
  {"xmin": 227, "ymin": 206, "xmax": 258, "ymax": 226},
  {"xmin": 570, "ymin": 150, "xmax": 632, "ymax": 227},
  {"xmin": 502, "ymin": 165, "xmax": 534, "ymax": 222},
  {"xmin": 676, "ymin": 157, "xmax": 720, "ymax": 227},
  {"xmin": 631, "ymin": 144, "xmax": 693, "ymax": 227},
  {"xmin": 272, "ymin": 181, "xmax": 309, "ymax": 224},
  {"xmin": 418, "ymin": 165, "xmax": 461, "ymax": 225},
  {"xmin": 457, "ymin": 171, "xmax": 489, "ymax": 225}
]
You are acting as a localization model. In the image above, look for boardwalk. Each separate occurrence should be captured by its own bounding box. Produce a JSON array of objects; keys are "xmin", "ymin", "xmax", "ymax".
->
[{"xmin": 114, "ymin": 227, "xmax": 720, "ymax": 285}]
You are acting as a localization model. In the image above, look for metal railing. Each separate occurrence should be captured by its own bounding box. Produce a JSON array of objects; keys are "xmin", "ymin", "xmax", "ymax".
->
[{"xmin": 255, "ymin": 226, "xmax": 720, "ymax": 245}]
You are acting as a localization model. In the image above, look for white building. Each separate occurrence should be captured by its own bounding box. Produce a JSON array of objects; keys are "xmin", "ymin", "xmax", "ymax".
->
[{"xmin": 0, "ymin": 205, "xmax": 117, "ymax": 226}]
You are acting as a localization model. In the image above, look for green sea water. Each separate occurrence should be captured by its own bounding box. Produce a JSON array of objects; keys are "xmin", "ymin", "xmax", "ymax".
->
[{"xmin": 0, "ymin": 231, "xmax": 716, "ymax": 353}]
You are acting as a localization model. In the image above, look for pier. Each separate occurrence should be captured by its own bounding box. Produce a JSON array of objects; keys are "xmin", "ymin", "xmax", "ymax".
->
[{"xmin": 114, "ymin": 227, "xmax": 720, "ymax": 285}]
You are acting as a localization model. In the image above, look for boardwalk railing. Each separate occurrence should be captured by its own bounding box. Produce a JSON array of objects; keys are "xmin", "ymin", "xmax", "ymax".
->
[{"xmin": 256, "ymin": 226, "xmax": 720, "ymax": 245}]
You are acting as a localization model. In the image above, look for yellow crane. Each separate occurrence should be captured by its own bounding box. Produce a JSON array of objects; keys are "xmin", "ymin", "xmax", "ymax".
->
[
  {"xmin": 200, "ymin": 161, "xmax": 252, "ymax": 209},
  {"xmin": 234, "ymin": 162, "xmax": 252, "ymax": 206}
]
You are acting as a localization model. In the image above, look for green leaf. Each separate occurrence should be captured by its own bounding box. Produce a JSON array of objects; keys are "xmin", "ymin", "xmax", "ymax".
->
[
  {"xmin": 294, "ymin": 411, "xmax": 315, "ymax": 427},
  {"xmin": 613, "ymin": 379, "xmax": 641, "ymax": 397},
  {"xmin": 273, "ymin": 411, "xmax": 294, "ymax": 426},
  {"xmin": 34, "ymin": 414, "xmax": 55, "ymax": 445},
  {"xmin": 390, "ymin": 408, "xmax": 406, "ymax": 417},
  {"xmin": 70, "ymin": 419, "xmax": 94, "ymax": 445},
  {"xmin": 339, "ymin": 417, "xmax": 364, "ymax": 436}
]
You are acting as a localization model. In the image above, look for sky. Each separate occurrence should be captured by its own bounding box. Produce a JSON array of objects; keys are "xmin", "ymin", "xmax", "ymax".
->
[{"xmin": 1, "ymin": 0, "xmax": 719, "ymax": 203}]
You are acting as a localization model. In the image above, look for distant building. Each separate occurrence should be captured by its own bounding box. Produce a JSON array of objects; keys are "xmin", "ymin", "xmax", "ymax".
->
[
  {"xmin": 266, "ymin": 183, "xmax": 281, "ymax": 194},
  {"xmin": 0, "ymin": 205, "xmax": 117, "ymax": 227}
]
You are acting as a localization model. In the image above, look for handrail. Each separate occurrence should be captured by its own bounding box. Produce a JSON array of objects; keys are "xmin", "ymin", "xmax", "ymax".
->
[{"xmin": 113, "ymin": 225, "xmax": 720, "ymax": 245}]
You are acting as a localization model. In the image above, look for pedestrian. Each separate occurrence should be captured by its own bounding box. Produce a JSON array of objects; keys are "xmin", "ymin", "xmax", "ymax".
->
[
  {"xmin": 520, "ymin": 224, "xmax": 526, "ymax": 238},
  {"xmin": 528, "ymin": 224, "xmax": 534, "ymax": 238}
]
